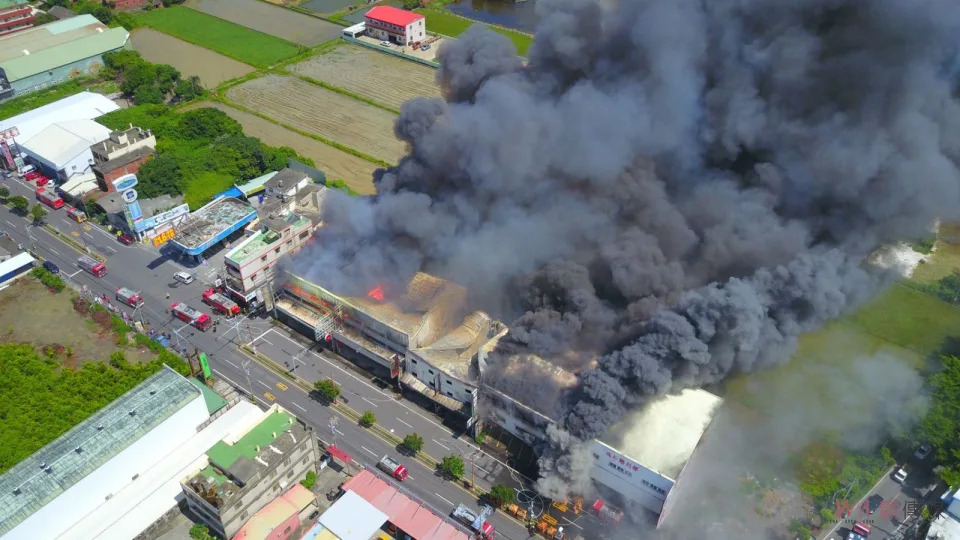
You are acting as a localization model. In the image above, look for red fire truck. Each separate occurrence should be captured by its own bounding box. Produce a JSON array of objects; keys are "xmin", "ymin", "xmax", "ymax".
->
[
  {"xmin": 77, "ymin": 255, "xmax": 107, "ymax": 277},
  {"xmin": 202, "ymin": 288, "xmax": 240, "ymax": 317},
  {"xmin": 36, "ymin": 188, "xmax": 64, "ymax": 209},
  {"xmin": 591, "ymin": 499, "xmax": 623, "ymax": 524},
  {"xmin": 115, "ymin": 287, "xmax": 143, "ymax": 308},
  {"xmin": 171, "ymin": 302, "xmax": 212, "ymax": 331}
]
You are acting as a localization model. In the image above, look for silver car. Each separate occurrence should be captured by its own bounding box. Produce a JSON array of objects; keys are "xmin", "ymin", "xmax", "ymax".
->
[{"xmin": 173, "ymin": 271, "xmax": 194, "ymax": 285}]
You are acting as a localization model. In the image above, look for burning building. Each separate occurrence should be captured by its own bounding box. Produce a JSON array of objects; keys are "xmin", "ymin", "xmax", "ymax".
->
[{"xmin": 277, "ymin": 271, "xmax": 722, "ymax": 516}]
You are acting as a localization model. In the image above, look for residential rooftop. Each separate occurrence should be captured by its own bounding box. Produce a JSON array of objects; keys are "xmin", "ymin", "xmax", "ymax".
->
[
  {"xmin": 92, "ymin": 146, "xmax": 155, "ymax": 176},
  {"xmin": 0, "ymin": 15, "xmax": 129, "ymax": 82},
  {"xmin": 226, "ymin": 215, "xmax": 311, "ymax": 265},
  {"xmin": 91, "ymin": 125, "xmax": 154, "ymax": 157},
  {"xmin": 185, "ymin": 410, "xmax": 310, "ymax": 507},
  {"xmin": 0, "ymin": 366, "xmax": 200, "ymax": 535}
]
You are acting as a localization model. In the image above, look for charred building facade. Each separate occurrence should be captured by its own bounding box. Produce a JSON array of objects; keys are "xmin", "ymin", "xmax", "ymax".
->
[{"xmin": 277, "ymin": 272, "xmax": 722, "ymax": 516}]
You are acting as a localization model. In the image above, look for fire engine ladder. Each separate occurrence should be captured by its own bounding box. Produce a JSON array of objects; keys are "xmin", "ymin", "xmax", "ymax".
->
[{"xmin": 314, "ymin": 303, "xmax": 344, "ymax": 342}]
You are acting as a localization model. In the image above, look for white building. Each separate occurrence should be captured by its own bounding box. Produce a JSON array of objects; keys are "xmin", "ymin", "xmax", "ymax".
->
[
  {"xmin": 363, "ymin": 5, "xmax": 426, "ymax": 45},
  {"xmin": 19, "ymin": 119, "xmax": 111, "ymax": 181},
  {"xmin": 0, "ymin": 365, "xmax": 263, "ymax": 540},
  {"xmin": 0, "ymin": 91, "xmax": 118, "ymax": 142},
  {"xmin": 927, "ymin": 488, "xmax": 960, "ymax": 539}
]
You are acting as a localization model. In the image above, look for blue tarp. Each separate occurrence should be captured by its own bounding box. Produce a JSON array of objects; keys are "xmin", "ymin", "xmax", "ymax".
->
[{"xmin": 215, "ymin": 187, "xmax": 244, "ymax": 200}]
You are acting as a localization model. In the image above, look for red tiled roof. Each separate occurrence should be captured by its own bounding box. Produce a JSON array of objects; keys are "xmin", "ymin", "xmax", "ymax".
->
[
  {"xmin": 343, "ymin": 469, "xmax": 468, "ymax": 540},
  {"xmin": 364, "ymin": 5, "xmax": 424, "ymax": 27}
]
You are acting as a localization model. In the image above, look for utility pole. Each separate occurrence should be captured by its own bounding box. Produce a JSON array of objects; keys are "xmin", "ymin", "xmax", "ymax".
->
[
  {"xmin": 241, "ymin": 356, "xmax": 254, "ymax": 398},
  {"xmin": 329, "ymin": 416, "xmax": 340, "ymax": 447}
]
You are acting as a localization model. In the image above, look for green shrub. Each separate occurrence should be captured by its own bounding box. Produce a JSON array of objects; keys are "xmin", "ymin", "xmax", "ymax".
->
[
  {"xmin": 31, "ymin": 267, "xmax": 65, "ymax": 292},
  {"xmin": 300, "ymin": 470, "xmax": 317, "ymax": 489}
]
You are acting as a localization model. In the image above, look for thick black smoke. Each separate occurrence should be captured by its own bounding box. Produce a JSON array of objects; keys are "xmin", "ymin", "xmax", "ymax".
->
[{"xmin": 295, "ymin": 0, "xmax": 960, "ymax": 499}]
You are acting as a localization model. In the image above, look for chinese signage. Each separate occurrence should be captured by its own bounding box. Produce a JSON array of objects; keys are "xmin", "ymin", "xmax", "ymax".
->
[
  {"xmin": 589, "ymin": 440, "xmax": 673, "ymax": 501},
  {"xmin": 133, "ymin": 203, "xmax": 189, "ymax": 233},
  {"xmin": 152, "ymin": 227, "xmax": 176, "ymax": 247},
  {"xmin": 112, "ymin": 174, "xmax": 138, "ymax": 192},
  {"xmin": 0, "ymin": 127, "xmax": 20, "ymax": 141},
  {"xmin": 199, "ymin": 352, "xmax": 211, "ymax": 379}
]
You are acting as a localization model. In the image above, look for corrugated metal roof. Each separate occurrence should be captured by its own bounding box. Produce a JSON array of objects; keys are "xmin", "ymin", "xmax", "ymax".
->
[
  {"xmin": 319, "ymin": 490, "xmax": 387, "ymax": 540},
  {"xmin": 0, "ymin": 91, "xmax": 119, "ymax": 141},
  {"xmin": 46, "ymin": 13, "xmax": 100, "ymax": 34},
  {"xmin": 0, "ymin": 14, "xmax": 104, "ymax": 62},
  {"xmin": 0, "ymin": 25, "xmax": 128, "ymax": 82},
  {"xmin": 20, "ymin": 119, "xmax": 111, "ymax": 168},
  {"xmin": 0, "ymin": 0, "xmax": 29, "ymax": 9}
]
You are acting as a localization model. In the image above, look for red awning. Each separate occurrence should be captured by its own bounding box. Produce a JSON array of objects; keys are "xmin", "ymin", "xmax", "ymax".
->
[
  {"xmin": 327, "ymin": 445, "xmax": 352, "ymax": 464},
  {"xmin": 592, "ymin": 499, "xmax": 604, "ymax": 511}
]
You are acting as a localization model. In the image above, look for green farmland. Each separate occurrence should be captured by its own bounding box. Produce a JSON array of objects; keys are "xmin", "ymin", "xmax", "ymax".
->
[
  {"xmin": 415, "ymin": 8, "xmax": 532, "ymax": 56},
  {"xmin": 136, "ymin": 6, "xmax": 301, "ymax": 68}
]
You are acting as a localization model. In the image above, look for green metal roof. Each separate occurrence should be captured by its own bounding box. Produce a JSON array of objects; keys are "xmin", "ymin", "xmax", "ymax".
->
[
  {"xmin": 235, "ymin": 171, "xmax": 278, "ymax": 197},
  {"xmin": 188, "ymin": 378, "xmax": 229, "ymax": 415},
  {"xmin": 206, "ymin": 410, "xmax": 294, "ymax": 470},
  {"xmin": 0, "ymin": 25, "xmax": 129, "ymax": 82},
  {"xmin": 0, "ymin": 0, "xmax": 29, "ymax": 9}
]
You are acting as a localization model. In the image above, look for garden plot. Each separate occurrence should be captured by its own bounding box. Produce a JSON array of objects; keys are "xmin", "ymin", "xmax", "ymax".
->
[
  {"xmin": 227, "ymin": 74, "xmax": 406, "ymax": 164},
  {"xmin": 290, "ymin": 43, "xmax": 442, "ymax": 110},
  {"xmin": 183, "ymin": 101, "xmax": 378, "ymax": 194},
  {"xmin": 186, "ymin": 0, "xmax": 341, "ymax": 46},
  {"xmin": 131, "ymin": 29, "xmax": 253, "ymax": 87}
]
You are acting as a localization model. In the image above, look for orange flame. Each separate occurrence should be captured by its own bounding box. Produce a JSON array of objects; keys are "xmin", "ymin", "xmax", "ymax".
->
[{"xmin": 367, "ymin": 285, "xmax": 384, "ymax": 302}]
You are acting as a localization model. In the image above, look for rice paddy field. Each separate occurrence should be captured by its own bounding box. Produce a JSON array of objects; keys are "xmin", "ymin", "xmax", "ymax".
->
[
  {"xmin": 185, "ymin": 0, "xmax": 341, "ymax": 46},
  {"xmin": 130, "ymin": 29, "xmax": 254, "ymax": 87}
]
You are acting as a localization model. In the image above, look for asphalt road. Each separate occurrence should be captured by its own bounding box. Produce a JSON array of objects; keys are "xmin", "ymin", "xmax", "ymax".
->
[{"xmin": 0, "ymin": 176, "xmax": 542, "ymax": 540}]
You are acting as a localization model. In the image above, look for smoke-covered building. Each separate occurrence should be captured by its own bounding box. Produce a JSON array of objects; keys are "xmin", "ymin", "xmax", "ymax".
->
[{"xmin": 277, "ymin": 272, "xmax": 723, "ymax": 516}]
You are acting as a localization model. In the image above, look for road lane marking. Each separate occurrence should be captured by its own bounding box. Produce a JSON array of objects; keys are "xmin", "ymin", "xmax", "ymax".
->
[
  {"xmin": 264, "ymin": 392, "xmax": 275, "ymax": 401},
  {"xmin": 432, "ymin": 439, "xmax": 451, "ymax": 451},
  {"xmin": 83, "ymin": 232, "xmax": 94, "ymax": 239},
  {"xmin": 48, "ymin": 248, "xmax": 59, "ymax": 256},
  {"xmin": 258, "ymin": 380, "xmax": 272, "ymax": 389},
  {"xmin": 66, "ymin": 270, "xmax": 82, "ymax": 277},
  {"xmin": 434, "ymin": 493, "xmax": 454, "ymax": 507},
  {"xmin": 4, "ymin": 220, "xmax": 13, "ymax": 227},
  {"xmin": 292, "ymin": 402, "xmax": 306, "ymax": 412},
  {"xmin": 362, "ymin": 397, "xmax": 379, "ymax": 408},
  {"xmin": 225, "ymin": 359, "xmax": 239, "ymax": 369},
  {"xmin": 360, "ymin": 445, "xmax": 377, "ymax": 457},
  {"xmin": 397, "ymin": 418, "xmax": 413, "ymax": 429},
  {"xmin": 276, "ymin": 382, "xmax": 288, "ymax": 391}
]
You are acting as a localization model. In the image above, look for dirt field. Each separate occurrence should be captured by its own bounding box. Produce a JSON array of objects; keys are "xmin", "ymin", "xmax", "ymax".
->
[
  {"xmin": 226, "ymin": 74, "xmax": 407, "ymax": 164},
  {"xmin": 186, "ymin": 0, "xmax": 341, "ymax": 46},
  {"xmin": 290, "ymin": 43, "xmax": 442, "ymax": 110},
  {"xmin": 131, "ymin": 29, "xmax": 254, "ymax": 87},
  {"xmin": 183, "ymin": 101, "xmax": 378, "ymax": 194},
  {"xmin": 0, "ymin": 278, "xmax": 154, "ymax": 365}
]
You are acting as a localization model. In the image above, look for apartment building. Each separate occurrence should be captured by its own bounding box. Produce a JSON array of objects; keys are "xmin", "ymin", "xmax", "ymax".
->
[
  {"xmin": 180, "ymin": 405, "xmax": 320, "ymax": 540},
  {"xmin": 0, "ymin": 1, "xmax": 33, "ymax": 37}
]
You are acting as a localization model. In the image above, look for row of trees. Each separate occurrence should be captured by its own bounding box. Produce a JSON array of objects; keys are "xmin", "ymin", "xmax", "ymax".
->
[
  {"xmin": 2, "ymin": 190, "xmax": 49, "ymax": 224},
  {"xmin": 103, "ymin": 50, "xmax": 203, "ymax": 105}
]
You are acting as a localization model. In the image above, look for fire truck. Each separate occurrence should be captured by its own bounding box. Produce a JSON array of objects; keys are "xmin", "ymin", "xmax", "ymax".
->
[
  {"xmin": 36, "ymin": 188, "xmax": 64, "ymax": 209},
  {"xmin": 591, "ymin": 499, "xmax": 623, "ymax": 524},
  {"xmin": 376, "ymin": 455, "xmax": 409, "ymax": 481},
  {"xmin": 451, "ymin": 504, "xmax": 495, "ymax": 540},
  {"xmin": 171, "ymin": 302, "xmax": 212, "ymax": 331},
  {"xmin": 115, "ymin": 287, "xmax": 143, "ymax": 308},
  {"xmin": 66, "ymin": 206, "xmax": 86, "ymax": 223},
  {"xmin": 77, "ymin": 255, "xmax": 107, "ymax": 277},
  {"xmin": 202, "ymin": 288, "xmax": 240, "ymax": 317}
]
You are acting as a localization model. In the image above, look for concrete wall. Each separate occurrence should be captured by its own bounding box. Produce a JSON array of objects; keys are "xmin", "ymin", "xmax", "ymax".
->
[
  {"xmin": 6, "ymin": 394, "xmax": 209, "ymax": 540},
  {"xmin": 406, "ymin": 353, "xmax": 476, "ymax": 404},
  {"xmin": 96, "ymin": 153, "xmax": 153, "ymax": 192}
]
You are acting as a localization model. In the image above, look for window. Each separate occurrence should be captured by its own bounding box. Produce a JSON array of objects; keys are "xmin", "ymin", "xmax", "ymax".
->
[
  {"xmin": 286, "ymin": 469, "xmax": 294, "ymax": 478},
  {"xmin": 410, "ymin": 371, "xmax": 417, "ymax": 377},
  {"xmin": 274, "ymin": 247, "xmax": 281, "ymax": 254},
  {"xmin": 410, "ymin": 359, "xmax": 417, "ymax": 364},
  {"xmin": 446, "ymin": 380, "xmax": 452, "ymax": 385},
  {"xmin": 299, "ymin": 231, "xmax": 309, "ymax": 240},
  {"xmin": 302, "ymin": 455, "xmax": 309, "ymax": 464},
  {"xmin": 446, "ymin": 391, "xmax": 453, "ymax": 397},
  {"xmin": 429, "ymin": 380, "xmax": 435, "ymax": 387},
  {"xmin": 261, "ymin": 255, "xmax": 267, "ymax": 262},
  {"xmin": 428, "ymin": 369, "xmax": 434, "ymax": 375},
  {"xmin": 287, "ymin": 240, "xmax": 293, "ymax": 247}
]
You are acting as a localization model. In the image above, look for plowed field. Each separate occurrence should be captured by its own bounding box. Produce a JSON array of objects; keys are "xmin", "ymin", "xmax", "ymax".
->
[
  {"xmin": 186, "ymin": 0, "xmax": 341, "ymax": 46},
  {"xmin": 183, "ymin": 101, "xmax": 377, "ymax": 194},
  {"xmin": 131, "ymin": 29, "xmax": 253, "ymax": 87},
  {"xmin": 226, "ymin": 75, "xmax": 406, "ymax": 164},
  {"xmin": 290, "ymin": 44, "xmax": 441, "ymax": 110}
]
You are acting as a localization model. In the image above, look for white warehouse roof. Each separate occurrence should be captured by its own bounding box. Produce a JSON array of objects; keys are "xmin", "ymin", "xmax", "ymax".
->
[
  {"xmin": 319, "ymin": 490, "xmax": 389, "ymax": 540},
  {"xmin": 20, "ymin": 119, "xmax": 111, "ymax": 170},
  {"xmin": 0, "ymin": 91, "xmax": 119, "ymax": 142}
]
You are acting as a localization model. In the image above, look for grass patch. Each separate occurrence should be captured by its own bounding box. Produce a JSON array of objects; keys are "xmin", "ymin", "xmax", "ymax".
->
[
  {"xmin": 847, "ymin": 283, "xmax": 960, "ymax": 357},
  {"xmin": 910, "ymin": 223, "xmax": 960, "ymax": 285},
  {"xmin": 183, "ymin": 171, "xmax": 235, "ymax": 210},
  {"xmin": 135, "ymin": 6, "xmax": 302, "ymax": 68},
  {"xmin": 415, "ymin": 8, "xmax": 533, "ymax": 56},
  {"xmin": 0, "ymin": 77, "xmax": 117, "ymax": 121}
]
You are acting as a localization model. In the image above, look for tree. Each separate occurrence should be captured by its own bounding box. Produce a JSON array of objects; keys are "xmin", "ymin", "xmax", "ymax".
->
[
  {"xmin": 360, "ymin": 410, "xmax": 376, "ymax": 427},
  {"xmin": 33, "ymin": 12, "xmax": 56, "ymax": 25},
  {"xmin": 488, "ymin": 484, "xmax": 514, "ymax": 508},
  {"xmin": 403, "ymin": 433, "xmax": 424, "ymax": 454},
  {"xmin": 441, "ymin": 454, "xmax": 465, "ymax": 480},
  {"xmin": 136, "ymin": 154, "xmax": 182, "ymax": 198},
  {"xmin": 177, "ymin": 108, "xmax": 243, "ymax": 141},
  {"xmin": 174, "ymin": 76, "xmax": 204, "ymax": 101},
  {"xmin": 300, "ymin": 470, "xmax": 317, "ymax": 489},
  {"xmin": 133, "ymin": 84, "xmax": 164, "ymax": 105},
  {"xmin": 8, "ymin": 195, "xmax": 27, "ymax": 212},
  {"xmin": 313, "ymin": 378, "xmax": 341, "ymax": 403},
  {"xmin": 788, "ymin": 519, "xmax": 811, "ymax": 540},
  {"xmin": 189, "ymin": 524, "xmax": 212, "ymax": 540},
  {"xmin": 402, "ymin": 0, "xmax": 420, "ymax": 9},
  {"xmin": 0, "ymin": 187, "xmax": 9, "ymax": 200},
  {"xmin": 29, "ymin": 204, "xmax": 47, "ymax": 224},
  {"xmin": 920, "ymin": 355, "xmax": 960, "ymax": 483}
]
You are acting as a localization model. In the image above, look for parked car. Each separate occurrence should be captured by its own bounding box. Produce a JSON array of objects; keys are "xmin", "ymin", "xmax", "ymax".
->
[
  {"xmin": 42, "ymin": 260, "xmax": 59, "ymax": 274},
  {"xmin": 380, "ymin": 40, "xmax": 390, "ymax": 47},
  {"xmin": 894, "ymin": 465, "xmax": 909, "ymax": 483},
  {"xmin": 35, "ymin": 176, "xmax": 49, "ymax": 187},
  {"xmin": 1, "ymin": 170, "xmax": 11, "ymax": 178},
  {"xmin": 422, "ymin": 43, "xmax": 431, "ymax": 51},
  {"xmin": 118, "ymin": 234, "xmax": 134, "ymax": 245},
  {"xmin": 867, "ymin": 494, "xmax": 883, "ymax": 514},
  {"xmin": 915, "ymin": 444, "xmax": 932, "ymax": 460},
  {"xmin": 174, "ymin": 271, "xmax": 194, "ymax": 285}
]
